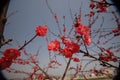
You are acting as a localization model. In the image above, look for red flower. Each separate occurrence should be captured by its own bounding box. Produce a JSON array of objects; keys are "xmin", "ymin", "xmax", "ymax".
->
[
  {"xmin": 75, "ymin": 25, "xmax": 89, "ymax": 35},
  {"xmin": 99, "ymin": 7, "xmax": 108, "ymax": 12},
  {"xmin": 61, "ymin": 41, "xmax": 80, "ymax": 58},
  {"xmin": 94, "ymin": 69, "xmax": 98, "ymax": 75},
  {"xmin": 74, "ymin": 15, "xmax": 81, "ymax": 28},
  {"xmin": 61, "ymin": 48, "xmax": 73, "ymax": 58},
  {"xmin": 38, "ymin": 74, "xmax": 45, "ymax": 80},
  {"xmin": 112, "ymin": 29, "xmax": 119, "ymax": 33},
  {"xmin": 74, "ymin": 22, "xmax": 81, "ymax": 28},
  {"xmin": 60, "ymin": 35, "xmax": 66, "ymax": 40},
  {"xmin": 99, "ymin": 55, "xmax": 106, "ymax": 61},
  {"xmin": 0, "ymin": 57, "xmax": 12, "ymax": 70},
  {"xmin": 87, "ymin": 11, "xmax": 95, "ymax": 17},
  {"xmin": 63, "ymin": 40, "xmax": 80, "ymax": 53},
  {"xmin": 69, "ymin": 42, "xmax": 80, "ymax": 53},
  {"xmin": 107, "ymin": 56, "xmax": 112, "ymax": 61},
  {"xmin": 89, "ymin": 2, "xmax": 95, "ymax": 9},
  {"xmin": 35, "ymin": 25, "xmax": 48, "ymax": 37},
  {"xmin": 18, "ymin": 60, "xmax": 24, "ymax": 65},
  {"xmin": 99, "ymin": 55, "xmax": 111, "ymax": 62},
  {"xmin": 48, "ymin": 40, "xmax": 60, "ymax": 51},
  {"xmin": 48, "ymin": 65, "xmax": 53, "ymax": 68},
  {"xmin": 33, "ymin": 66, "xmax": 39, "ymax": 72},
  {"xmin": 112, "ymin": 57, "xmax": 117, "ymax": 62},
  {"xmin": 112, "ymin": 25, "xmax": 120, "ymax": 36},
  {"xmin": 114, "ymin": 32, "xmax": 120, "ymax": 36},
  {"xmin": 106, "ymin": 49, "xmax": 114, "ymax": 56},
  {"xmin": 72, "ymin": 57, "xmax": 80, "ymax": 62},
  {"xmin": 3, "ymin": 48, "xmax": 20, "ymax": 60},
  {"xmin": 96, "ymin": 2, "xmax": 108, "ymax": 12},
  {"xmin": 62, "ymin": 39, "xmax": 71, "ymax": 46},
  {"xmin": 74, "ymin": 20, "xmax": 91, "ymax": 46},
  {"xmin": 84, "ymin": 34, "xmax": 91, "ymax": 46},
  {"xmin": 63, "ymin": 26, "xmax": 66, "ymax": 32}
]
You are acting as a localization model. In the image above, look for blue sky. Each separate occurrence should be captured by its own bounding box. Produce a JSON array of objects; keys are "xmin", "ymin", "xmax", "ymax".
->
[{"xmin": 1, "ymin": 0, "xmax": 120, "ymax": 79}]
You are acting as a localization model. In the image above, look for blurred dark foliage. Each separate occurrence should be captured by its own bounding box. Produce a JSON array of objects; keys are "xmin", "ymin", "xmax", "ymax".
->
[
  {"xmin": 0, "ymin": 71, "xmax": 7, "ymax": 80},
  {"xmin": 112, "ymin": 0, "xmax": 120, "ymax": 80},
  {"xmin": 0, "ymin": 0, "xmax": 9, "ymax": 14},
  {"xmin": 113, "ymin": 63, "xmax": 120, "ymax": 80},
  {"xmin": 0, "ymin": 0, "xmax": 10, "ymax": 48},
  {"xmin": 0, "ymin": 1, "xmax": 10, "ymax": 80},
  {"xmin": 112, "ymin": 0, "xmax": 120, "ymax": 13}
]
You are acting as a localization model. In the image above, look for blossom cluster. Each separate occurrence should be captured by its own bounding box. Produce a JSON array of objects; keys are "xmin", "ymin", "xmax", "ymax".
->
[
  {"xmin": 0, "ymin": 48, "xmax": 20, "ymax": 70},
  {"xmin": 47, "ymin": 35, "xmax": 80, "ymax": 63},
  {"xmin": 74, "ymin": 15, "xmax": 91, "ymax": 45},
  {"xmin": 87, "ymin": 0, "xmax": 109, "ymax": 17},
  {"xmin": 90, "ymin": 0, "xmax": 109, "ymax": 13},
  {"xmin": 99, "ymin": 48, "xmax": 117, "ymax": 62},
  {"xmin": 35, "ymin": 25, "xmax": 48, "ymax": 37},
  {"xmin": 0, "ymin": 25, "xmax": 48, "ymax": 70},
  {"xmin": 60, "ymin": 40, "xmax": 80, "ymax": 58},
  {"xmin": 0, "ymin": 15, "xmax": 93, "ymax": 70}
]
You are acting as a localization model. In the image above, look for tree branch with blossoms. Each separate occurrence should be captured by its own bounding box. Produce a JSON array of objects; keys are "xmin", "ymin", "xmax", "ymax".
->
[{"xmin": 1, "ymin": 0, "xmax": 120, "ymax": 80}]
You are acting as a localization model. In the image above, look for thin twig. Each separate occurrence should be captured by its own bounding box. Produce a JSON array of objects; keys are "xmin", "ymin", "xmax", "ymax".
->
[
  {"xmin": 34, "ymin": 63, "xmax": 53, "ymax": 80},
  {"xmin": 79, "ymin": 50, "xmax": 119, "ymax": 69},
  {"xmin": 61, "ymin": 58, "xmax": 72, "ymax": 80},
  {"xmin": 81, "ymin": 36, "xmax": 89, "ymax": 55},
  {"xmin": 0, "ymin": 39, "xmax": 12, "ymax": 48},
  {"xmin": 19, "ymin": 35, "xmax": 37, "ymax": 50}
]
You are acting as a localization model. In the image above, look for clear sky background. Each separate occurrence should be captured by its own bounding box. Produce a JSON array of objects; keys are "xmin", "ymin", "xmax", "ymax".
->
[{"xmin": 1, "ymin": 0, "xmax": 120, "ymax": 79}]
